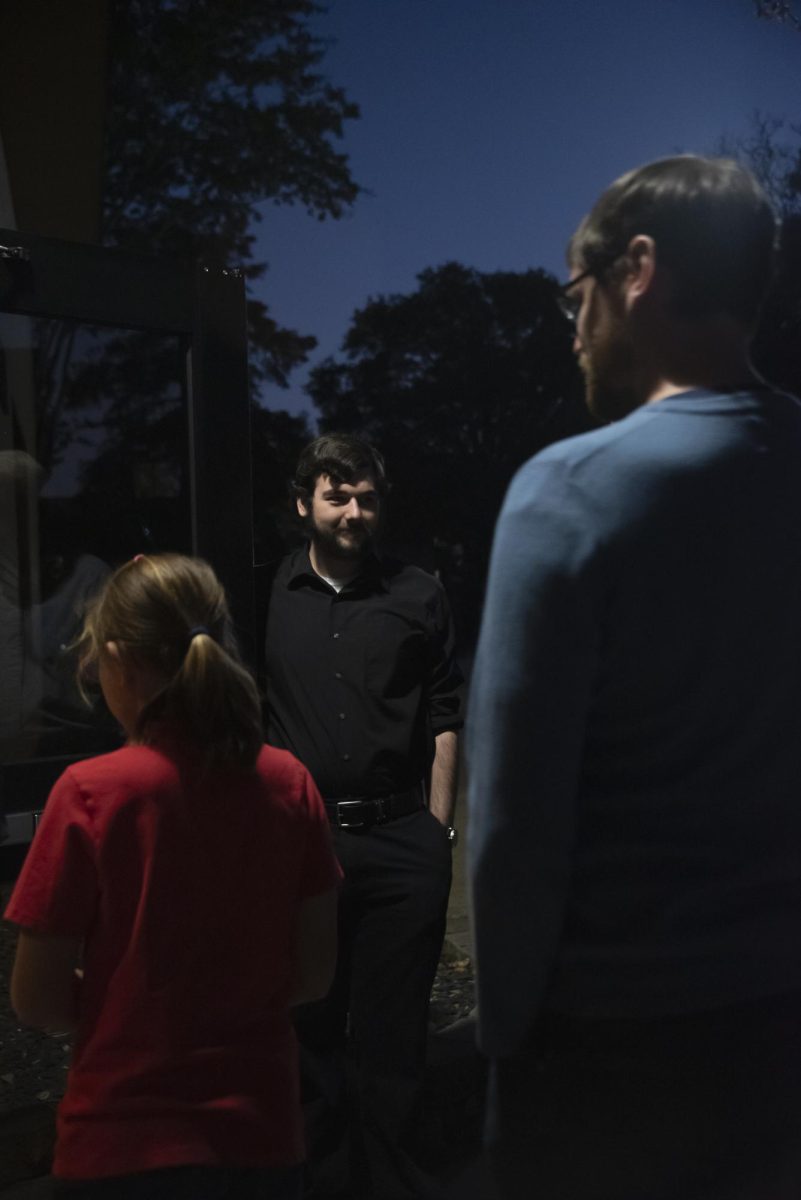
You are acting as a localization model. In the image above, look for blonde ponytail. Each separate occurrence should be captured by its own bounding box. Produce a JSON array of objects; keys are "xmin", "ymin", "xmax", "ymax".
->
[{"xmin": 79, "ymin": 554, "xmax": 263, "ymax": 769}]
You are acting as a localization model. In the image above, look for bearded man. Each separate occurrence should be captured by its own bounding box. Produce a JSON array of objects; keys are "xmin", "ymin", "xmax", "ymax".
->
[
  {"xmin": 263, "ymin": 433, "xmax": 463, "ymax": 1200},
  {"xmin": 468, "ymin": 156, "xmax": 801, "ymax": 1199}
]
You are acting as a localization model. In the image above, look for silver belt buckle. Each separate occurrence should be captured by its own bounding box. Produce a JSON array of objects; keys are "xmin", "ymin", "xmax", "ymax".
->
[{"xmin": 336, "ymin": 799, "xmax": 366, "ymax": 829}]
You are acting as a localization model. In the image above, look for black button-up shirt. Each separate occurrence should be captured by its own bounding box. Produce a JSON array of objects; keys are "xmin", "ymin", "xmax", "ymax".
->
[{"xmin": 264, "ymin": 547, "xmax": 464, "ymax": 798}]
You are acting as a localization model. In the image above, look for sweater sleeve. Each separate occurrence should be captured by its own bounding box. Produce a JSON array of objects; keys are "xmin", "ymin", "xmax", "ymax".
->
[{"xmin": 467, "ymin": 456, "xmax": 601, "ymax": 1056}]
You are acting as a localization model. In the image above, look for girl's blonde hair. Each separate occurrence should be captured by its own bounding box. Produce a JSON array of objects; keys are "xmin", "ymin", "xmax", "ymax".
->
[{"xmin": 78, "ymin": 554, "xmax": 262, "ymax": 770}]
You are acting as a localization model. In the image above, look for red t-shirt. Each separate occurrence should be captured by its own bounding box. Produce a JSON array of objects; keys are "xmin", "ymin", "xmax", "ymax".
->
[{"xmin": 4, "ymin": 739, "xmax": 341, "ymax": 1180}]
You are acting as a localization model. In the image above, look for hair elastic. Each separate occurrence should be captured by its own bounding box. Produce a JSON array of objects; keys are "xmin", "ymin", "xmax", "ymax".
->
[{"xmin": 187, "ymin": 625, "xmax": 210, "ymax": 641}]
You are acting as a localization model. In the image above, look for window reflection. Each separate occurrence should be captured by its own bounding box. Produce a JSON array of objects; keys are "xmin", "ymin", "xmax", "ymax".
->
[{"xmin": 0, "ymin": 315, "xmax": 191, "ymax": 768}]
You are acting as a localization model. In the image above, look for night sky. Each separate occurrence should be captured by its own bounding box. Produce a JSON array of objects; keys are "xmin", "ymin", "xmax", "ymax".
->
[{"xmin": 255, "ymin": 0, "xmax": 801, "ymax": 421}]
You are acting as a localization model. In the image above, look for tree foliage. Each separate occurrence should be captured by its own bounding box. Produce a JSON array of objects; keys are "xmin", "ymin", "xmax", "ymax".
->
[
  {"xmin": 721, "ymin": 114, "xmax": 801, "ymax": 217},
  {"xmin": 250, "ymin": 404, "xmax": 311, "ymax": 563},
  {"xmin": 754, "ymin": 213, "xmax": 801, "ymax": 395},
  {"xmin": 308, "ymin": 263, "xmax": 589, "ymax": 639},
  {"xmin": 753, "ymin": 1, "xmax": 801, "ymax": 30},
  {"xmin": 104, "ymin": 0, "xmax": 361, "ymax": 389},
  {"xmin": 720, "ymin": 117, "xmax": 801, "ymax": 397},
  {"xmin": 32, "ymin": 2, "xmax": 360, "ymax": 571}
]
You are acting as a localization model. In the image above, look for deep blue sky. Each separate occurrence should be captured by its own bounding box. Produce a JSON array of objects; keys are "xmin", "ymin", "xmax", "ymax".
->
[{"xmin": 254, "ymin": 0, "xmax": 801, "ymax": 421}]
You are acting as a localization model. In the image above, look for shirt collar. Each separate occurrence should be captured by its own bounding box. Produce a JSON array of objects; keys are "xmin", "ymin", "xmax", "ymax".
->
[{"xmin": 286, "ymin": 544, "xmax": 389, "ymax": 593}]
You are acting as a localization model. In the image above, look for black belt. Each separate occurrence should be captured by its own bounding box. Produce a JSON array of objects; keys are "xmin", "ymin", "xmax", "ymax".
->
[{"xmin": 324, "ymin": 785, "xmax": 424, "ymax": 829}]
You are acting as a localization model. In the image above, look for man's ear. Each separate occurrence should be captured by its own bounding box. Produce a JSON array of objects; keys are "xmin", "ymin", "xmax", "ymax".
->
[
  {"xmin": 623, "ymin": 234, "xmax": 657, "ymax": 308},
  {"xmin": 296, "ymin": 494, "xmax": 309, "ymax": 518}
]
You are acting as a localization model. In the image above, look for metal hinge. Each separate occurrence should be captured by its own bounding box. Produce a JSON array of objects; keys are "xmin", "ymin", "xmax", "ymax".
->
[{"xmin": 0, "ymin": 244, "xmax": 31, "ymax": 262}]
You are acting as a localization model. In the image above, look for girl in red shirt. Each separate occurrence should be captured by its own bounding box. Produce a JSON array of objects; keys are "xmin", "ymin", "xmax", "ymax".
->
[{"xmin": 5, "ymin": 553, "xmax": 340, "ymax": 1200}]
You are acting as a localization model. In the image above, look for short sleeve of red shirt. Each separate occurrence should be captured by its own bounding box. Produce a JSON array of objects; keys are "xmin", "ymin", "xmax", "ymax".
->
[
  {"xmin": 297, "ymin": 767, "xmax": 343, "ymax": 897},
  {"xmin": 4, "ymin": 769, "xmax": 98, "ymax": 937}
]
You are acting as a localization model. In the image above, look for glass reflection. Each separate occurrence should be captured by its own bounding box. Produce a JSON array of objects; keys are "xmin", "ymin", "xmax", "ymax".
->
[{"xmin": 0, "ymin": 314, "xmax": 191, "ymax": 770}]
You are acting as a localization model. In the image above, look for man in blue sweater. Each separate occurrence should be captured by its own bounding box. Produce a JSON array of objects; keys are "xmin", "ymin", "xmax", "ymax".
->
[{"xmin": 468, "ymin": 155, "xmax": 801, "ymax": 1198}]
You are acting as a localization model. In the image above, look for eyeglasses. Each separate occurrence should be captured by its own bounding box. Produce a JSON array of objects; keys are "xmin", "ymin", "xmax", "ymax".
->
[
  {"xmin": 556, "ymin": 266, "xmax": 595, "ymax": 325},
  {"xmin": 556, "ymin": 251, "xmax": 626, "ymax": 325}
]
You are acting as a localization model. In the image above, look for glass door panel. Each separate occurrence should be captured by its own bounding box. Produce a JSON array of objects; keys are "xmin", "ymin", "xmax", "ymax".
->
[{"xmin": 0, "ymin": 313, "xmax": 191, "ymax": 767}]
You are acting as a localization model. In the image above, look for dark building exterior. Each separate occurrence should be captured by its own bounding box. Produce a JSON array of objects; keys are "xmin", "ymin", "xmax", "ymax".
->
[{"xmin": 0, "ymin": 3, "xmax": 254, "ymax": 843}]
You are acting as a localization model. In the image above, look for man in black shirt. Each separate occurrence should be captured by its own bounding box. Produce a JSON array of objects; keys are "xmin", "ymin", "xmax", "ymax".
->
[{"xmin": 264, "ymin": 433, "xmax": 464, "ymax": 1200}]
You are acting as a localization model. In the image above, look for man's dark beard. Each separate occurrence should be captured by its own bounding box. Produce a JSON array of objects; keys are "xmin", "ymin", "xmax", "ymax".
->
[
  {"xmin": 311, "ymin": 518, "xmax": 375, "ymax": 562},
  {"xmin": 582, "ymin": 323, "xmax": 644, "ymax": 424}
]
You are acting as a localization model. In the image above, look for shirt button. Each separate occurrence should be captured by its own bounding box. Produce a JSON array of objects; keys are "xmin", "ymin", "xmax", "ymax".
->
[
  {"xmin": 342, "ymin": 753, "xmax": 351, "ymax": 761},
  {"xmin": 335, "ymin": 671, "xmax": 342, "ymax": 679},
  {"xmin": 333, "ymin": 632, "xmax": 340, "ymax": 639},
  {"xmin": 338, "ymin": 712, "xmax": 345, "ymax": 720}
]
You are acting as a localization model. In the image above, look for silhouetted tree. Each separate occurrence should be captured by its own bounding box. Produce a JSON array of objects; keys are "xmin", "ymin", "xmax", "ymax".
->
[
  {"xmin": 753, "ymin": 214, "xmax": 801, "ymax": 394},
  {"xmin": 753, "ymin": 0, "xmax": 801, "ymax": 30},
  {"xmin": 721, "ymin": 114, "xmax": 801, "ymax": 217},
  {"xmin": 251, "ymin": 405, "xmax": 312, "ymax": 563},
  {"xmin": 42, "ymin": 0, "xmax": 360, "ymax": 460},
  {"xmin": 104, "ymin": 0, "xmax": 361, "ymax": 391},
  {"xmin": 719, "ymin": 117, "xmax": 801, "ymax": 395},
  {"xmin": 34, "ymin": 2, "xmax": 361, "ymax": 568},
  {"xmin": 307, "ymin": 262, "xmax": 588, "ymax": 640}
]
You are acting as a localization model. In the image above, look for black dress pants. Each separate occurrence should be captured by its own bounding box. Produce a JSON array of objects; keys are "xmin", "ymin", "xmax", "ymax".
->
[
  {"xmin": 294, "ymin": 807, "xmax": 452, "ymax": 1199},
  {"xmin": 487, "ymin": 992, "xmax": 801, "ymax": 1200}
]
